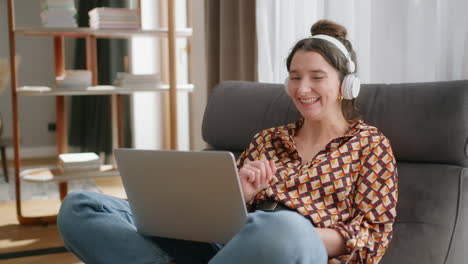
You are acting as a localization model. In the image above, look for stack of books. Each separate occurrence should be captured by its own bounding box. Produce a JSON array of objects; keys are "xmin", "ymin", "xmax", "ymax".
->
[
  {"xmin": 40, "ymin": 0, "xmax": 77, "ymax": 28},
  {"xmin": 56, "ymin": 70, "xmax": 92, "ymax": 89},
  {"xmin": 58, "ymin": 152, "xmax": 101, "ymax": 173},
  {"xmin": 88, "ymin": 8, "xmax": 141, "ymax": 29},
  {"xmin": 114, "ymin": 72, "xmax": 160, "ymax": 90}
]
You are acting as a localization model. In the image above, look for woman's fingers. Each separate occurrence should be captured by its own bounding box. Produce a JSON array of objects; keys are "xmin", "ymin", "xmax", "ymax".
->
[
  {"xmin": 251, "ymin": 161, "xmax": 266, "ymax": 180},
  {"xmin": 270, "ymin": 160, "xmax": 277, "ymax": 172},
  {"xmin": 257, "ymin": 161, "xmax": 267, "ymax": 188},
  {"xmin": 239, "ymin": 165, "xmax": 253, "ymax": 184},
  {"xmin": 249, "ymin": 165, "xmax": 262, "ymax": 185},
  {"xmin": 246, "ymin": 161, "xmax": 262, "ymax": 189},
  {"xmin": 241, "ymin": 159, "xmax": 277, "ymax": 191}
]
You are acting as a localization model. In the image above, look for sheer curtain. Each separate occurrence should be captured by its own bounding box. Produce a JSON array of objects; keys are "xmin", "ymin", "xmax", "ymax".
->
[{"xmin": 257, "ymin": 0, "xmax": 468, "ymax": 84}]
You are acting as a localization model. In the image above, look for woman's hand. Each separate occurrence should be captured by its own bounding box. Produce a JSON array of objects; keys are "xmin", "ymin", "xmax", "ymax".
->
[{"xmin": 239, "ymin": 159, "xmax": 277, "ymax": 203}]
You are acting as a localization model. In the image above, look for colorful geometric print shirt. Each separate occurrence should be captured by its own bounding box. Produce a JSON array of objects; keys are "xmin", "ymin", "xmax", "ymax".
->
[{"xmin": 237, "ymin": 118, "xmax": 398, "ymax": 264}]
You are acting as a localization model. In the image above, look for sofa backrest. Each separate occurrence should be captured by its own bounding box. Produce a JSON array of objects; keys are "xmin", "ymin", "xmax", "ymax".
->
[
  {"xmin": 202, "ymin": 81, "xmax": 299, "ymax": 155},
  {"xmin": 203, "ymin": 80, "xmax": 468, "ymax": 167},
  {"xmin": 202, "ymin": 80, "xmax": 468, "ymax": 264}
]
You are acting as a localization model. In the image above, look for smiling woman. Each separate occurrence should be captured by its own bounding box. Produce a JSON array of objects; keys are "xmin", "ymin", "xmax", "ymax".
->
[
  {"xmin": 285, "ymin": 20, "xmax": 362, "ymax": 124},
  {"xmin": 56, "ymin": 19, "xmax": 397, "ymax": 264}
]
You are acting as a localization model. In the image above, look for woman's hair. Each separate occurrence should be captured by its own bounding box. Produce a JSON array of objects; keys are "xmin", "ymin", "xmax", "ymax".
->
[{"xmin": 286, "ymin": 19, "xmax": 362, "ymax": 121}]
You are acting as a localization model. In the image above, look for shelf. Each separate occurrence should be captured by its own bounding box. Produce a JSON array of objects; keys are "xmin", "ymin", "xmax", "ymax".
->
[
  {"xmin": 14, "ymin": 27, "xmax": 192, "ymax": 38},
  {"xmin": 21, "ymin": 165, "xmax": 120, "ymax": 183},
  {"xmin": 17, "ymin": 84, "xmax": 194, "ymax": 96}
]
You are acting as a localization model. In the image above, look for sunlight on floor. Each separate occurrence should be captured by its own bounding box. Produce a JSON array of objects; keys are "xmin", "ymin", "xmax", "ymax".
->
[{"xmin": 0, "ymin": 238, "xmax": 39, "ymax": 249}]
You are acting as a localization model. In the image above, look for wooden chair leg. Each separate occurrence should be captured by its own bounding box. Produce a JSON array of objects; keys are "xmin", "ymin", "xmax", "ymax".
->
[{"xmin": 1, "ymin": 146, "xmax": 8, "ymax": 183}]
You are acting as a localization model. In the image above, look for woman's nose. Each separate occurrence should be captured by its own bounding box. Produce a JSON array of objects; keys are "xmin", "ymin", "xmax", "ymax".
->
[{"xmin": 297, "ymin": 80, "xmax": 312, "ymax": 93}]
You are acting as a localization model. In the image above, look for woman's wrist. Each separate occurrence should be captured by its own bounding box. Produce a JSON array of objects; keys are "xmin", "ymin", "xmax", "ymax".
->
[
  {"xmin": 243, "ymin": 191, "xmax": 255, "ymax": 204},
  {"xmin": 315, "ymin": 228, "xmax": 347, "ymax": 257}
]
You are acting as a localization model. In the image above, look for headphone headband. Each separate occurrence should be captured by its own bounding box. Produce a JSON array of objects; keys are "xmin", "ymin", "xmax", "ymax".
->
[{"xmin": 310, "ymin": 34, "xmax": 355, "ymax": 73}]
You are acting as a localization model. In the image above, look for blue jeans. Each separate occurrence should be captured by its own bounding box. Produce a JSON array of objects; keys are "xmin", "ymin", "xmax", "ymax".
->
[{"xmin": 57, "ymin": 191, "xmax": 327, "ymax": 264}]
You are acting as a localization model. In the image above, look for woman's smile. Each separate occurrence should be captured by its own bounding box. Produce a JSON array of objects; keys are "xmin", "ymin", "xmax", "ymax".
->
[{"xmin": 298, "ymin": 96, "xmax": 320, "ymax": 104}]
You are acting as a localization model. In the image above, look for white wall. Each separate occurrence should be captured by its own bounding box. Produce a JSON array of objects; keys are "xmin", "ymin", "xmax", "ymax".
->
[{"xmin": 0, "ymin": 0, "xmax": 75, "ymax": 158}]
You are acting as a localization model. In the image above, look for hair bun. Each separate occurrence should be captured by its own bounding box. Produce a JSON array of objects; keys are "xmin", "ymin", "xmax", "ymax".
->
[{"xmin": 311, "ymin": 19, "xmax": 347, "ymax": 40}]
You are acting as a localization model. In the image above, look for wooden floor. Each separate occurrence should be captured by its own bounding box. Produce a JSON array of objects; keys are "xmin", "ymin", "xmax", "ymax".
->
[{"xmin": 0, "ymin": 158, "xmax": 127, "ymax": 264}]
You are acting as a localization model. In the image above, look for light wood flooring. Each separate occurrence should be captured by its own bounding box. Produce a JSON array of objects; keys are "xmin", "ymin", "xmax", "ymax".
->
[{"xmin": 0, "ymin": 158, "xmax": 127, "ymax": 264}]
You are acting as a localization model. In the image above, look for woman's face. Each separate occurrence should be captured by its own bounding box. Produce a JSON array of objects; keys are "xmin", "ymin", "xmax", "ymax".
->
[{"xmin": 287, "ymin": 50, "xmax": 342, "ymax": 122}]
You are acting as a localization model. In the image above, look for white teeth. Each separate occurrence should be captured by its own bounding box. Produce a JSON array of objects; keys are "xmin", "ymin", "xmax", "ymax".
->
[{"xmin": 299, "ymin": 97, "xmax": 320, "ymax": 104}]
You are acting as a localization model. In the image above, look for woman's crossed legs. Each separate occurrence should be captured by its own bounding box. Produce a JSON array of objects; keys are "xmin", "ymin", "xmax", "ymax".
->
[{"xmin": 58, "ymin": 192, "xmax": 327, "ymax": 264}]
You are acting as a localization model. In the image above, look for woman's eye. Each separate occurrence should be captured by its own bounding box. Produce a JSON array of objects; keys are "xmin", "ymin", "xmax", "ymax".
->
[
  {"xmin": 313, "ymin": 76, "xmax": 324, "ymax": 80},
  {"xmin": 290, "ymin": 77, "xmax": 300, "ymax": 80}
]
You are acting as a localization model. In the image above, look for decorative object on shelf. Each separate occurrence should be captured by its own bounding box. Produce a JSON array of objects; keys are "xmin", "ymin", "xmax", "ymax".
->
[
  {"xmin": 113, "ymin": 72, "xmax": 161, "ymax": 90},
  {"xmin": 0, "ymin": 57, "xmax": 11, "ymax": 139},
  {"xmin": 40, "ymin": 0, "xmax": 77, "ymax": 28},
  {"xmin": 89, "ymin": 7, "xmax": 141, "ymax": 29},
  {"xmin": 56, "ymin": 70, "xmax": 92, "ymax": 88},
  {"xmin": 0, "ymin": 58, "xmax": 10, "ymax": 96},
  {"xmin": 58, "ymin": 152, "xmax": 101, "ymax": 172}
]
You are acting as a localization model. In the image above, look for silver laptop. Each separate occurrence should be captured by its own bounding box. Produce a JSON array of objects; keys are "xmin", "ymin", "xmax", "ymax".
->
[{"xmin": 114, "ymin": 149, "xmax": 248, "ymax": 244}]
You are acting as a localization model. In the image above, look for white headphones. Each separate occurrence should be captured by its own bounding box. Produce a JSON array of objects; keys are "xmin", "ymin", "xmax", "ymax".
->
[{"xmin": 285, "ymin": 34, "xmax": 360, "ymax": 100}]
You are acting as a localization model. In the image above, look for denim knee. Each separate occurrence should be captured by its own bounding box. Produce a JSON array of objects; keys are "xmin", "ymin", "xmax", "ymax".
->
[
  {"xmin": 57, "ymin": 192, "xmax": 102, "ymax": 236},
  {"xmin": 58, "ymin": 192, "xmax": 85, "ymax": 229},
  {"xmin": 245, "ymin": 211, "xmax": 327, "ymax": 261}
]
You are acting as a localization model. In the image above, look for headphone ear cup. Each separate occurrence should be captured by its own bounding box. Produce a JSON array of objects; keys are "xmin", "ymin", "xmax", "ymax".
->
[{"xmin": 341, "ymin": 74, "xmax": 360, "ymax": 100}]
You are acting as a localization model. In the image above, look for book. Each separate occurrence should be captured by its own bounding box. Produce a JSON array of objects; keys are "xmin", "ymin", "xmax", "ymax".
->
[
  {"xmin": 113, "ymin": 73, "xmax": 161, "ymax": 89},
  {"xmin": 89, "ymin": 7, "xmax": 141, "ymax": 29},
  {"xmin": 41, "ymin": 0, "xmax": 76, "ymax": 10},
  {"xmin": 41, "ymin": 0, "xmax": 77, "ymax": 28},
  {"xmin": 56, "ymin": 70, "xmax": 92, "ymax": 88},
  {"xmin": 88, "ymin": 7, "xmax": 140, "ymax": 16},
  {"xmin": 58, "ymin": 152, "xmax": 101, "ymax": 172}
]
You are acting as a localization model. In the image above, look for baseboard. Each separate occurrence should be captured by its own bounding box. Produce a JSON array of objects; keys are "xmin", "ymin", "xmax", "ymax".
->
[
  {"xmin": 0, "ymin": 247, "xmax": 69, "ymax": 260},
  {"xmin": 5, "ymin": 146, "xmax": 81, "ymax": 160}
]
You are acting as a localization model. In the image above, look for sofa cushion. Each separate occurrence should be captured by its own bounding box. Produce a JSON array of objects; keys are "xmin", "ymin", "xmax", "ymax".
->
[
  {"xmin": 202, "ymin": 81, "xmax": 299, "ymax": 152},
  {"xmin": 358, "ymin": 80, "xmax": 468, "ymax": 167},
  {"xmin": 382, "ymin": 162, "xmax": 463, "ymax": 263}
]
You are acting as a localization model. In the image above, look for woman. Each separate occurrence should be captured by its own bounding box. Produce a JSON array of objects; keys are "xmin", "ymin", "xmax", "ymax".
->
[{"xmin": 58, "ymin": 19, "xmax": 397, "ymax": 264}]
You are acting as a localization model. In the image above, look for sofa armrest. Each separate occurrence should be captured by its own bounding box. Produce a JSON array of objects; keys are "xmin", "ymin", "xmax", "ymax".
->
[{"xmin": 446, "ymin": 168, "xmax": 468, "ymax": 264}]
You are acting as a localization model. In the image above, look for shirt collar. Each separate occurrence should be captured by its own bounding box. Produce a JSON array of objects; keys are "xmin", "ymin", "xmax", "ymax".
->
[
  {"xmin": 274, "ymin": 118, "xmax": 369, "ymax": 161},
  {"xmin": 275, "ymin": 117, "xmax": 365, "ymax": 139}
]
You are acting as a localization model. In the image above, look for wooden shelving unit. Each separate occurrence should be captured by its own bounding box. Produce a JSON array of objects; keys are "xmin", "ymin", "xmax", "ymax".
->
[{"xmin": 6, "ymin": 0, "xmax": 190, "ymax": 225}]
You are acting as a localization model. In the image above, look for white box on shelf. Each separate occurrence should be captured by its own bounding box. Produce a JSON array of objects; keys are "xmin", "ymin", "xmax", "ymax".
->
[
  {"xmin": 58, "ymin": 152, "xmax": 101, "ymax": 172},
  {"xmin": 56, "ymin": 70, "xmax": 92, "ymax": 89},
  {"xmin": 113, "ymin": 72, "xmax": 161, "ymax": 89}
]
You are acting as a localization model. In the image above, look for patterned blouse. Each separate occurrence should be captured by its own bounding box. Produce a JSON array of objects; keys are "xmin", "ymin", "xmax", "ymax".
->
[{"xmin": 237, "ymin": 118, "xmax": 398, "ymax": 264}]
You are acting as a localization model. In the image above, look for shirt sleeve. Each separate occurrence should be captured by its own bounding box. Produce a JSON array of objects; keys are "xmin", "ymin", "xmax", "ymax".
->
[
  {"xmin": 330, "ymin": 135, "xmax": 398, "ymax": 264},
  {"xmin": 236, "ymin": 131, "xmax": 264, "ymax": 170}
]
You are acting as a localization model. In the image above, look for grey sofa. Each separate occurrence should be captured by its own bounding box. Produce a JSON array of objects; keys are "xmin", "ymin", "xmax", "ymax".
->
[{"xmin": 202, "ymin": 80, "xmax": 468, "ymax": 264}]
